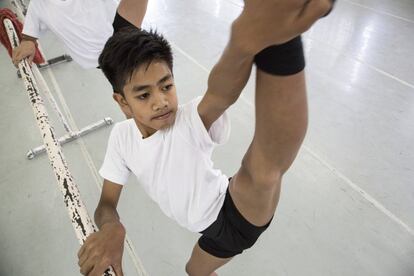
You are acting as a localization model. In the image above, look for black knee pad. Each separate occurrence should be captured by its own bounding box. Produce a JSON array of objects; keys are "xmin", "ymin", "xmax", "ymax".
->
[
  {"xmin": 253, "ymin": 0, "xmax": 337, "ymax": 76},
  {"xmin": 254, "ymin": 35, "xmax": 305, "ymax": 76}
]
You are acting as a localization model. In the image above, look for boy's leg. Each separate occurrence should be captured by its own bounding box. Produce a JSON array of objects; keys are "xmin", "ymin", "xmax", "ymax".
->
[
  {"xmin": 230, "ymin": 69, "xmax": 308, "ymax": 226},
  {"xmin": 184, "ymin": 1, "xmax": 332, "ymax": 274},
  {"xmin": 227, "ymin": 0, "xmax": 334, "ymax": 230},
  {"xmin": 186, "ymin": 243, "xmax": 232, "ymax": 276},
  {"xmin": 185, "ymin": 71, "xmax": 307, "ymax": 276},
  {"xmin": 117, "ymin": 0, "xmax": 148, "ymax": 28}
]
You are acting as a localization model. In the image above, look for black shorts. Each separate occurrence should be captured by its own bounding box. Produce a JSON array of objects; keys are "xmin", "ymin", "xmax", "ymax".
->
[
  {"xmin": 112, "ymin": 11, "xmax": 136, "ymax": 34},
  {"xmin": 198, "ymin": 184, "xmax": 273, "ymax": 258}
]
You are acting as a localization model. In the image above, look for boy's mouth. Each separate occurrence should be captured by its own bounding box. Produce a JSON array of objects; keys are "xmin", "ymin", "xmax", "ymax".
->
[{"xmin": 152, "ymin": 110, "xmax": 173, "ymax": 120}]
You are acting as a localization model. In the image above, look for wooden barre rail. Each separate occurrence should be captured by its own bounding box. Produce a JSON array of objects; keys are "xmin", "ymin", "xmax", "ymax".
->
[{"xmin": 3, "ymin": 18, "xmax": 115, "ymax": 276}]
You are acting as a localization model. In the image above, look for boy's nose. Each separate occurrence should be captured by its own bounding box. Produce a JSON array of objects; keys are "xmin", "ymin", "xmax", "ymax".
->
[{"xmin": 152, "ymin": 93, "xmax": 168, "ymax": 111}]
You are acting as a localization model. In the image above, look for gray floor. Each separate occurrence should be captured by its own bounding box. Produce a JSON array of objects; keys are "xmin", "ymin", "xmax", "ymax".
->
[{"xmin": 1, "ymin": 0, "xmax": 414, "ymax": 275}]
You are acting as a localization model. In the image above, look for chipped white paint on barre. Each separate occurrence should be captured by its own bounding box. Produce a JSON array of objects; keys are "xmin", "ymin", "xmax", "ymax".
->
[{"xmin": 3, "ymin": 18, "xmax": 115, "ymax": 276}]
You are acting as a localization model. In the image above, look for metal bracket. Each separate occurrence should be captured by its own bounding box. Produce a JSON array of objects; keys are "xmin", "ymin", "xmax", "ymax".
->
[
  {"xmin": 17, "ymin": 54, "xmax": 73, "ymax": 78},
  {"xmin": 26, "ymin": 117, "xmax": 113, "ymax": 160}
]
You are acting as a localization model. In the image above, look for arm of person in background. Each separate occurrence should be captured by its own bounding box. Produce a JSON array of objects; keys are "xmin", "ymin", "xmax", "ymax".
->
[
  {"xmin": 78, "ymin": 180, "xmax": 126, "ymax": 276},
  {"xmin": 12, "ymin": 1, "xmax": 43, "ymax": 66},
  {"xmin": 197, "ymin": 0, "xmax": 332, "ymax": 131},
  {"xmin": 117, "ymin": 0, "xmax": 148, "ymax": 28}
]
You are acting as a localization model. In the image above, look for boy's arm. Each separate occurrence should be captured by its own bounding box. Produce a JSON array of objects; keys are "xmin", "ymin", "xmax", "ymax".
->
[
  {"xmin": 197, "ymin": 32, "xmax": 254, "ymax": 131},
  {"xmin": 78, "ymin": 180, "xmax": 125, "ymax": 276},
  {"xmin": 117, "ymin": 0, "xmax": 148, "ymax": 28}
]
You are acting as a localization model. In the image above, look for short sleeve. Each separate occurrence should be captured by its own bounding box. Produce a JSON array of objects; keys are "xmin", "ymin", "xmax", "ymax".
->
[
  {"xmin": 99, "ymin": 125, "xmax": 131, "ymax": 185},
  {"xmin": 186, "ymin": 97, "xmax": 231, "ymax": 151},
  {"xmin": 22, "ymin": 2, "xmax": 43, "ymax": 38}
]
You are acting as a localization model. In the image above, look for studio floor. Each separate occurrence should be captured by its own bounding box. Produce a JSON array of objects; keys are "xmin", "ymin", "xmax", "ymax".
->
[{"xmin": 0, "ymin": 0, "xmax": 413, "ymax": 275}]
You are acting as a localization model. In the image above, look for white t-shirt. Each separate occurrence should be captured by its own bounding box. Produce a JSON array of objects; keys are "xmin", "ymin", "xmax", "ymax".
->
[
  {"xmin": 99, "ymin": 97, "xmax": 231, "ymax": 232},
  {"xmin": 22, "ymin": 0, "xmax": 118, "ymax": 68}
]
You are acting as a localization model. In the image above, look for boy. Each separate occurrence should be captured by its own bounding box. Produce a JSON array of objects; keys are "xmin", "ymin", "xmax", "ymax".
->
[
  {"xmin": 11, "ymin": 0, "xmax": 148, "ymax": 68},
  {"xmin": 78, "ymin": 1, "xmax": 334, "ymax": 275}
]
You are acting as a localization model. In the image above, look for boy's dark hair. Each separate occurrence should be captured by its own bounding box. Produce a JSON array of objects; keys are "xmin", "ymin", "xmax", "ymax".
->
[{"xmin": 98, "ymin": 27, "xmax": 173, "ymax": 95}]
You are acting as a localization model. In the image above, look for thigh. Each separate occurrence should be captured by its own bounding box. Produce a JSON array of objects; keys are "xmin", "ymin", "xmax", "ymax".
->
[
  {"xmin": 253, "ymin": 69, "xmax": 308, "ymax": 172},
  {"xmin": 229, "ymin": 70, "xmax": 308, "ymax": 226}
]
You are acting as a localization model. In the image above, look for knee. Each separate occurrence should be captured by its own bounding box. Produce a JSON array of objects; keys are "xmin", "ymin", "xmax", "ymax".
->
[{"xmin": 240, "ymin": 159, "xmax": 282, "ymax": 191}]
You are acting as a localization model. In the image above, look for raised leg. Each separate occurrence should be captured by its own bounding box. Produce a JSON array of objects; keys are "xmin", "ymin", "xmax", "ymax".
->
[{"xmin": 186, "ymin": 0, "xmax": 331, "ymax": 273}]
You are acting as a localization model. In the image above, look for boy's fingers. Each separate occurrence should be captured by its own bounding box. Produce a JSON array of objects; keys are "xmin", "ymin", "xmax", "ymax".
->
[
  {"xmin": 78, "ymin": 244, "xmax": 86, "ymax": 258},
  {"xmin": 113, "ymin": 263, "xmax": 124, "ymax": 276},
  {"xmin": 78, "ymin": 250, "xmax": 89, "ymax": 267},
  {"xmin": 12, "ymin": 49, "xmax": 17, "ymax": 60},
  {"xmin": 12, "ymin": 52, "xmax": 19, "ymax": 62},
  {"xmin": 28, "ymin": 53, "xmax": 35, "ymax": 66},
  {"xmin": 80, "ymin": 260, "xmax": 94, "ymax": 276},
  {"xmin": 13, "ymin": 52, "xmax": 27, "ymax": 66},
  {"xmin": 322, "ymin": 0, "xmax": 336, "ymax": 17},
  {"xmin": 88, "ymin": 262, "xmax": 109, "ymax": 276},
  {"xmin": 13, "ymin": 55, "xmax": 21, "ymax": 67},
  {"xmin": 296, "ymin": 0, "xmax": 332, "ymax": 32}
]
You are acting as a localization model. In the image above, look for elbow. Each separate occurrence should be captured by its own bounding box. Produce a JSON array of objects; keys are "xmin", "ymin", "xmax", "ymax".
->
[
  {"xmin": 218, "ymin": 90, "xmax": 240, "ymax": 109},
  {"xmin": 228, "ymin": 92, "xmax": 239, "ymax": 106},
  {"xmin": 222, "ymin": 92, "xmax": 240, "ymax": 110}
]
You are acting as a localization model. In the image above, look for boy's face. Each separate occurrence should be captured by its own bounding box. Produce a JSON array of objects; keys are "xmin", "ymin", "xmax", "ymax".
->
[{"xmin": 113, "ymin": 61, "xmax": 178, "ymax": 138}]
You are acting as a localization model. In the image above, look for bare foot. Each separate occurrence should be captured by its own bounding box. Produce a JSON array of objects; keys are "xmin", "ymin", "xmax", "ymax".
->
[
  {"xmin": 231, "ymin": 0, "xmax": 332, "ymax": 55},
  {"xmin": 209, "ymin": 272, "xmax": 218, "ymax": 276}
]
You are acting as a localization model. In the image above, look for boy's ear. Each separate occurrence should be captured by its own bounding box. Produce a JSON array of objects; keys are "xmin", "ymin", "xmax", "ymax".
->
[
  {"xmin": 113, "ymin": 93, "xmax": 132, "ymax": 118},
  {"xmin": 112, "ymin": 92, "xmax": 126, "ymax": 104}
]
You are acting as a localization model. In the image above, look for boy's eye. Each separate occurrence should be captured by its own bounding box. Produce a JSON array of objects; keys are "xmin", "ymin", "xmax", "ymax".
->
[
  {"xmin": 137, "ymin": 93, "xmax": 149, "ymax": 100},
  {"xmin": 162, "ymin": 84, "xmax": 173, "ymax": 91}
]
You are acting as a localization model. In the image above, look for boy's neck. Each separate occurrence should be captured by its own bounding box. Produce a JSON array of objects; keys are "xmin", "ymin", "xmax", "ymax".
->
[{"xmin": 134, "ymin": 119, "xmax": 158, "ymax": 139}]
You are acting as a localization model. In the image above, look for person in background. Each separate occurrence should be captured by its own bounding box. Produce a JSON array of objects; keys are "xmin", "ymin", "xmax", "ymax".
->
[{"xmin": 11, "ymin": 0, "xmax": 148, "ymax": 68}]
